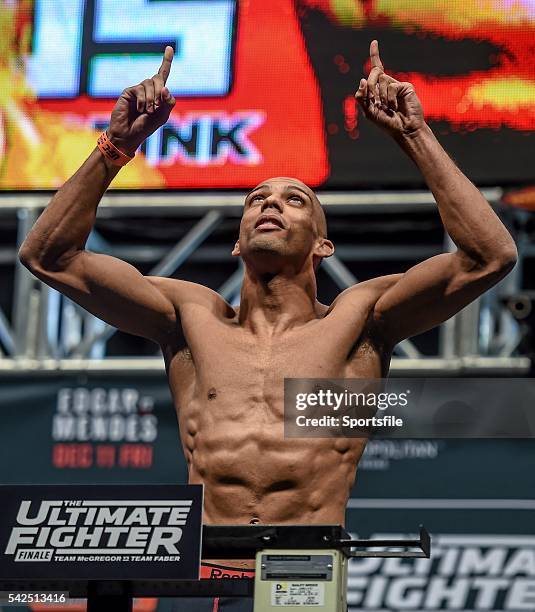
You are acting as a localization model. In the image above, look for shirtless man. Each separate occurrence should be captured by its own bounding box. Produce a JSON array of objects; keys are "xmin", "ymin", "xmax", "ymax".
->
[{"xmin": 19, "ymin": 41, "xmax": 516, "ymax": 609}]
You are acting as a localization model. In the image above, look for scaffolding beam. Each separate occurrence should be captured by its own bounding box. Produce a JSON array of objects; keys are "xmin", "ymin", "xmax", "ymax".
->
[{"xmin": 0, "ymin": 188, "xmax": 528, "ymax": 375}]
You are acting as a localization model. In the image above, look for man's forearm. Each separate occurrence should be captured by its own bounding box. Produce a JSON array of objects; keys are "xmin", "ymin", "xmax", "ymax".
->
[
  {"xmin": 396, "ymin": 123, "xmax": 517, "ymax": 266},
  {"xmin": 19, "ymin": 148, "xmax": 121, "ymax": 268}
]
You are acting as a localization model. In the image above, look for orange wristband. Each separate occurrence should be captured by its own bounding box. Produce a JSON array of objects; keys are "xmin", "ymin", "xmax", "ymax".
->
[{"xmin": 97, "ymin": 132, "xmax": 134, "ymax": 166}]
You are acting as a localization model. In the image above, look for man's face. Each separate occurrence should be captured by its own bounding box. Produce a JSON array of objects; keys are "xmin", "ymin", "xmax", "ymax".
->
[{"xmin": 233, "ymin": 177, "xmax": 332, "ymax": 271}]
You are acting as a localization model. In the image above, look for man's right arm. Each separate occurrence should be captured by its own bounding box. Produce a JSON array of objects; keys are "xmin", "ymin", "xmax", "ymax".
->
[
  {"xmin": 18, "ymin": 46, "xmax": 220, "ymax": 346},
  {"xmin": 18, "ymin": 147, "xmax": 181, "ymax": 345}
]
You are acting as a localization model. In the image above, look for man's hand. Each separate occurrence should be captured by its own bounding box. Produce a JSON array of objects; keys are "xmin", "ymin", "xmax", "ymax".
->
[
  {"xmin": 107, "ymin": 46, "xmax": 176, "ymax": 156},
  {"xmin": 355, "ymin": 40, "xmax": 425, "ymax": 138}
]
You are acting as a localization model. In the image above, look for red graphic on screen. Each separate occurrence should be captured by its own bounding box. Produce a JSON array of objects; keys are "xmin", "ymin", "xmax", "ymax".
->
[
  {"xmin": 3, "ymin": 0, "xmax": 534, "ymax": 189},
  {"xmin": 34, "ymin": 0, "xmax": 330, "ymax": 189},
  {"xmin": 301, "ymin": 0, "xmax": 535, "ymax": 131}
]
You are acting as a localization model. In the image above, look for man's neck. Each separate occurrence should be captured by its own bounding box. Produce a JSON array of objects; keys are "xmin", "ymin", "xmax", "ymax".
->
[{"xmin": 238, "ymin": 267, "xmax": 318, "ymax": 334}]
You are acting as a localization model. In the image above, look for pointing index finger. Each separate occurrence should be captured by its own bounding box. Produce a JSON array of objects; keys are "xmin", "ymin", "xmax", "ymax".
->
[
  {"xmin": 157, "ymin": 45, "xmax": 174, "ymax": 84},
  {"xmin": 370, "ymin": 39, "xmax": 383, "ymax": 70}
]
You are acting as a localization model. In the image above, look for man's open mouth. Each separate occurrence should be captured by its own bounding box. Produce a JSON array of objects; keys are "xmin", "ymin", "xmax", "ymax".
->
[{"xmin": 255, "ymin": 215, "xmax": 285, "ymax": 230}]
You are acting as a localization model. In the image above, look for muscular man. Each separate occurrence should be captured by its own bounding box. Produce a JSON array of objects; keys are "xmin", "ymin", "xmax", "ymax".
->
[{"xmin": 19, "ymin": 41, "xmax": 516, "ymax": 609}]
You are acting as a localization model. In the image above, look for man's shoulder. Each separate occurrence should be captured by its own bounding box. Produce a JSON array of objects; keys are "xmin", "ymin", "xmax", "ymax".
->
[
  {"xmin": 327, "ymin": 274, "xmax": 403, "ymax": 313},
  {"xmin": 145, "ymin": 276, "xmax": 234, "ymax": 316},
  {"xmin": 317, "ymin": 276, "xmax": 402, "ymax": 355}
]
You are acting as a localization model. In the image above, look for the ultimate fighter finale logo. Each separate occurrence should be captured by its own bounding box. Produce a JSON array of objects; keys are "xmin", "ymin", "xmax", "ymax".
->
[{"xmin": 5, "ymin": 498, "xmax": 194, "ymax": 563}]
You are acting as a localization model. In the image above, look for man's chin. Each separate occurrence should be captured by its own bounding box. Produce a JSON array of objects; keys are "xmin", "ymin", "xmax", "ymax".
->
[{"xmin": 247, "ymin": 235, "xmax": 288, "ymax": 257}]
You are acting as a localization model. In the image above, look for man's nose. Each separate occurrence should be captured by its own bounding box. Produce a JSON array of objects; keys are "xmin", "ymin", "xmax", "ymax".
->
[{"xmin": 261, "ymin": 196, "xmax": 283, "ymax": 213}]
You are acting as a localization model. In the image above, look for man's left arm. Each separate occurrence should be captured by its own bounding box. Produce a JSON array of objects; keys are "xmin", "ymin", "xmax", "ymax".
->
[{"xmin": 355, "ymin": 41, "xmax": 518, "ymax": 347}]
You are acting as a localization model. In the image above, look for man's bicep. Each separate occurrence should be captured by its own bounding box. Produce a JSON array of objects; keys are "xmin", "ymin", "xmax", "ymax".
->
[
  {"xmin": 372, "ymin": 252, "xmax": 504, "ymax": 346},
  {"xmin": 30, "ymin": 251, "xmax": 177, "ymax": 343}
]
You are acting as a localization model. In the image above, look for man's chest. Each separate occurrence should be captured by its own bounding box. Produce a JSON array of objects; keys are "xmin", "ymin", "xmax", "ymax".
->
[{"xmin": 166, "ymin": 306, "xmax": 387, "ymax": 389}]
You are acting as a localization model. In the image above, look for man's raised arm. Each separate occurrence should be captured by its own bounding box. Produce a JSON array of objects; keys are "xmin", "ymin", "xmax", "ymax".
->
[
  {"xmin": 18, "ymin": 47, "xmax": 186, "ymax": 345},
  {"xmin": 355, "ymin": 40, "xmax": 518, "ymax": 347}
]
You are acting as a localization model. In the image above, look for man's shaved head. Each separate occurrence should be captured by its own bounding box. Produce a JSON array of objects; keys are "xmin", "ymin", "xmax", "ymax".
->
[{"xmin": 235, "ymin": 176, "xmax": 333, "ymax": 274}]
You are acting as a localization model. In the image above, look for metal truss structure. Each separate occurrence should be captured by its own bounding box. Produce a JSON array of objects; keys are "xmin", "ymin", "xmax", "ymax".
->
[{"xmin": 0, "ymin": 189, "xmax": 531, "ymax": 376}]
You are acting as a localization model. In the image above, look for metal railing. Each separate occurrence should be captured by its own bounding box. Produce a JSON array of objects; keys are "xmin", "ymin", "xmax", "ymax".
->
[{"xmin": 0, "ymin": 189, "xmax": 530, "ymax": 375}]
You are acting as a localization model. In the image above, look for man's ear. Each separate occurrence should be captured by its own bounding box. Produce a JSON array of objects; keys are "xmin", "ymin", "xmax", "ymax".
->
[
  {"xmin": 315, "ymin": 238, "xmax": 334, "ymax": 259},
  {"xmin": 231, "ymin": 240, "xmax": 241, "ymax": 257}
]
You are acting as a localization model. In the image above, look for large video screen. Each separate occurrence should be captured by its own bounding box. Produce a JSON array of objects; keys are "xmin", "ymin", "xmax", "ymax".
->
[{"xmin": 1, "ymin": 0, "xmax": 534, "ymax": 190}]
